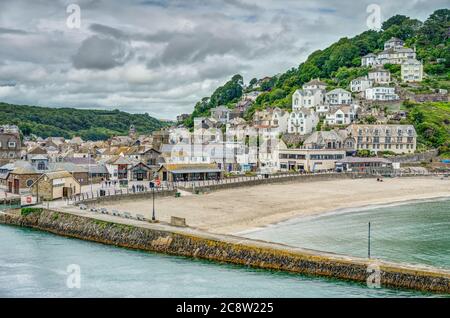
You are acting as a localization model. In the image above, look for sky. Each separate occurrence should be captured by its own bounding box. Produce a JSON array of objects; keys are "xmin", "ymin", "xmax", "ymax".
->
[{"xmin": 0, "ymin": 0, "xmax": 447, "ymax": 120}]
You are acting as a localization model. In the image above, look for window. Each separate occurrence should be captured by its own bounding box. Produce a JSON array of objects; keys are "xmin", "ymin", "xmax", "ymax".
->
[
  {"xmin": 26, "ymin": 179, "xmax": 34, "ymax": 187},
  {"xmin": 8, "ymin": 141, "xmax": 16, "ymax": 148}
]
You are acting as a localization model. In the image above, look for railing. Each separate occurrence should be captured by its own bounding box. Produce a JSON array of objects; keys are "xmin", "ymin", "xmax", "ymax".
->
[
  {"xmin": 174, "ymin": 170, "xmax": 447, "ymax": 190},
  {"xmin": 68, "ymin": 183, "xmax": 176, "ymax": 205}
]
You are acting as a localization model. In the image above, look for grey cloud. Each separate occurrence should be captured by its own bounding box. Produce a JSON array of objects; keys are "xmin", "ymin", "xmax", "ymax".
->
[
  {"xmin": 0, "ymin": 0, "xmax": 447, "ymax": 120},
  {"xmin": 72, "ymin": 35, "xmax": 133, "ymax": 70},
  {"xmin": 0, "ymin": 27, "xmax": 27, "ymax": 35}
]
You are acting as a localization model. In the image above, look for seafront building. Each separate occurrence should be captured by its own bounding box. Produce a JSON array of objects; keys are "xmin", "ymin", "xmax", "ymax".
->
[
  {"xmin": 346, "ymin": 124, "xmax": 417, "ymax": 154},
  {"xmin": 278, "ymin": 147, "xmax": 346, "ymax": 172}
]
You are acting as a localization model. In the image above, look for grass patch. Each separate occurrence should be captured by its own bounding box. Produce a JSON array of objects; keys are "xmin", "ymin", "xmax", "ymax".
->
[{"xmin": 20, "ymin": 207, "xmax": 43, "ymax": 216}]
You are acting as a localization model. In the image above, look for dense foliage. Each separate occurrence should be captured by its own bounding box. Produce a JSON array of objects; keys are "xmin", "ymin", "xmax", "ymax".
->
[
  {"xmin": 0, "ymin": 103, "xmax": 169, "ymax": 140},
  {"xmin": 242, "ymin": 9, "xmax": 449, "ymax": 117},
  {"xmin": 405, "ymin": 102, "xmax": 450, "ymax": 157}
]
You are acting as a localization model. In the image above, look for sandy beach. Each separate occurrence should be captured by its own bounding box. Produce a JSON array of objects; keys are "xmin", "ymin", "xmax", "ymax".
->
[{"xmin": 98, "ymin": 177, "xmax": 450, "ymax": 235}]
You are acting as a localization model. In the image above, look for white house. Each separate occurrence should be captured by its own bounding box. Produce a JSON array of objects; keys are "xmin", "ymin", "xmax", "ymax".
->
[
  {"xmin": 384, "ymin": 37, "xmax": 404, "ymax": 50},
  {"xmin": 368, "ymin": 68, "xmax": 391, "ymax": 84},
  {"xmin": 326, "ymin": 88, "xmax": 352, "ymax": 105},
  {"xmin": 365, "ymin": 87, "xmax": 399, "ymax": 101},
  {"xmin": 377, "ymin": 47, "xmax": 416, "ymax": 65},
  {"xmin": 292, "ymin": 89, "xmax": 325, "ymax": 110},
  {"xmin": 350, "ymin": 76, "xmax": 373, "ymax": 92},
  {"xmin": 401, "ymin": 59, "xmax": 423, "ymax": 82},
  {"xmin": 325, "ymin": 105, "xmax": 358, "ymax": 126},
  {"xmin": 302, "ymin": 78, "xmax": 327, "ymax": 90},
  {"xmin": 288, "ymin": 108, "xmax": 319, "ymax": 135},
  {"xmin": 361, "ymin": 53, "xmax": 378, "ymax": 67},
  {"xmin": 315, "ymin": 104, "xmax": 331, "ymax": 115}
]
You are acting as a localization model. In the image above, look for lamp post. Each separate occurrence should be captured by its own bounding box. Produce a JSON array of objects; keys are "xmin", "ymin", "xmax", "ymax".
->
[{"xmin": 150, "ymin": 181, "xmax": 156, "ymax": 221}]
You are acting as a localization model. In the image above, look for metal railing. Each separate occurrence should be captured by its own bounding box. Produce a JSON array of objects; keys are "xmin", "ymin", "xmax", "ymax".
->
[{"xmin": 68, "ymin": 183, "xmax": 176, "ymax": 205}]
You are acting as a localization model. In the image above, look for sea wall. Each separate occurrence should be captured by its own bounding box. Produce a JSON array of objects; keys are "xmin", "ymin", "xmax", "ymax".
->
[{"xmin": 1, "ymin": 209, "xmax": 449, "ymax": 294}]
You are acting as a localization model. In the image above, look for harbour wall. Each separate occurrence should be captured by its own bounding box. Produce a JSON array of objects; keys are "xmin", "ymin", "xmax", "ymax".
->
[{"xmin": 1, "ymin": 209, "xmax": 449, "ymax": 294}]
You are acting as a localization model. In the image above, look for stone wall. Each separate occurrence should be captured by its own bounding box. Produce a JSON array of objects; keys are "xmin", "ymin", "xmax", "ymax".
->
[
  {"xmin": 387, "ymin": 149, "xmax": 439, "ymax": 163},
  {"xmin": 1, "ymin": 209, "xmax": 449, "ymax": 294}
]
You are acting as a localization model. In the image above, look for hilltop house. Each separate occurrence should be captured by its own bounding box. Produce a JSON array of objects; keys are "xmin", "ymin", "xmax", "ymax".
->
[
  {"xmin": 401, "ymin": 59, "xmax": 424, "ymax": 82},
  {"xmin": 292, "ymin": 88, "xmax": 326, "ymax": 110},
  {"xmin": 292, "ymin": 79, "xmax": 327, "ymax": 110},
  {"xmin": 377, "ymin": 47, "xmax": 416, "ymax": 65},
  {"xmin": 326, "ymin": 88, "xmax": 352, "ymax": 105},
  {"xmin": 361, "ymin": 53, "xmax": 378, "ymax": 67},
  {"xmin": 325, "ymin": 105, "xmax": 358, "ymax": 126},
  {"xmin": 302, "ymin": 78, "xmax": 327, "ymax": 91},
  {"xmin": 384, "ymin": 37, "xmax": 404, "ymax": 50},
  {"xmin": 287, "ymin": 108, "xmax": 319, "ymax": 135},
  {"xmin": 368, "ymin": 68, "xmax": 391, "ymax": 84},
  {"xmin": 350, "ymin": 77, "xmax": 373, "ymax": 93},
  {"xmin": 365, "ymin": 87, "xmax": 399, "ymax": 101}
]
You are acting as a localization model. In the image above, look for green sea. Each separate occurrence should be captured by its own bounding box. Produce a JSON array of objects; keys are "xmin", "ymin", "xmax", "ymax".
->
[{"xmin": 0, "ymin": 199, "xmax": 449, "ymax": 297}]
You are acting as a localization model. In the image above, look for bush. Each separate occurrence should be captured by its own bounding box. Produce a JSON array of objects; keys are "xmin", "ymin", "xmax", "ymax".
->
[{"xmin": 21, "ymin": 208, "xmax": 43, "ymax": 216}]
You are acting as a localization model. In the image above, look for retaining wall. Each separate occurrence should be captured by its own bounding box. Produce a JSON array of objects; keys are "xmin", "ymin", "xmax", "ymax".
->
[{"xmin": 1, "ymin": 209, "xmax": 449, "ymax": 294}]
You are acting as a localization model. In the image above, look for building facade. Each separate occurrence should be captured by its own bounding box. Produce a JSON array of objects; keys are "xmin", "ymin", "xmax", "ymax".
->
[
  {"xmin": 365, "ymin": 87, "xmax": 399, "ymax": 101},
  {"xmin": 347, "ymin": 124, "xmax": 417, "ymax": 154},
  {"xmin": 326, "ymin": 88, "xmax": 352, "ymax": 105},
  {"xmin": 0, "ymin": 125, "xmax": 22, "ymax": 165},
  {"xmin": 287, "ymin": 108, "xmax": 319, "ymax": 135},
  {"xmin": 368, "ymin": 69, "xmax": 391, "ymax": 84},
  {"xmin": 279, "ymin": 148, "xmax": 346, "ymax": 172},
  {"xmin": 401, "ymin": 59, "xmax": 423, "ymax": 82}
]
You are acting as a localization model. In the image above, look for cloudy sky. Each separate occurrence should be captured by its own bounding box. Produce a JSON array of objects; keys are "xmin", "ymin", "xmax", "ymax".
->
[{"xmin": 0, "ymin": 0, "xmax": 447, "ymax": 119}]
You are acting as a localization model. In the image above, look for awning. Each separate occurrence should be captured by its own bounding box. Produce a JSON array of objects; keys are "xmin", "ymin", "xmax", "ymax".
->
[{"xmin": 170, "ymin": 169, "xmax": 222, "ymax": 174}]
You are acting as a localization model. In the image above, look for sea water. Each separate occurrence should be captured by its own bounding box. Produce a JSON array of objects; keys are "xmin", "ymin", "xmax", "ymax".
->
[{"xmin": 1, "ymin": 199, "xmax": 449, "ymax": 297}]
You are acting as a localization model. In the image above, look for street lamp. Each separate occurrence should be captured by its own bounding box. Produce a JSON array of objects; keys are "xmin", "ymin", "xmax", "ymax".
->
[{"xmin": 150, "ymin": 181, "xmax": 156, "ymax": 221}]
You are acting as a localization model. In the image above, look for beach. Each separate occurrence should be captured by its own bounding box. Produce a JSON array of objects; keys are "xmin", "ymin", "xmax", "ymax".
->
[{"xmin": 96, "ymin": 177, "xmax": 450, "ymax": 235}]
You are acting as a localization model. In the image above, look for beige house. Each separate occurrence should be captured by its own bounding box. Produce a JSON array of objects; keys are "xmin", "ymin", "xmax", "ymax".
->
[
  {"xmin": 346, "ymin": 124, "xmax": 417, "ymax": 154},
  {"xmin": 401, "ymin": 59, "xmax": 423, "ymax": 82},
  {"xmin": 30, "ymin": 171, "xmax": 81, "ymax": 201}
]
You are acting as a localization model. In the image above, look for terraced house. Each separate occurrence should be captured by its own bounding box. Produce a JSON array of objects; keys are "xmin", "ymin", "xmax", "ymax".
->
[{"xmin": 346, "ymin": 124, "xmax": 417, "ymax": 154}]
